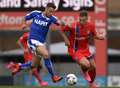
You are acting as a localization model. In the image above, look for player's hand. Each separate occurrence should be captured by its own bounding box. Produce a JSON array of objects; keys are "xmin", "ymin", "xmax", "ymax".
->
[
  {"xmin": 60, "ymin": 21, "xmax": 65, "ymax": 26},
  {"xmin": 21, "ymin": 24, "xmax": 27, "ymax": 30},
  {"xmin": 96, "ymin": 29, "xmax": 106, "ymax": 40},
  {"xmin": 21, "ymin": 20, "xmax": 32, "ymax": 30}
]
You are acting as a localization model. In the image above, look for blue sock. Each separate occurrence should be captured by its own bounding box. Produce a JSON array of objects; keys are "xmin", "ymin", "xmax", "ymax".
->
[
  {"xmin": 44, "ymin": 58, "xmax": 55, "ymax": 77},
  {"xmin": 20, "ymin": 61, "xmax": 32, "ymax": 69}
]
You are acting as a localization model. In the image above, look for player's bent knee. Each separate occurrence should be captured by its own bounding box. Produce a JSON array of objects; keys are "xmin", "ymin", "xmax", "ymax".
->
[
  {"xmin": 36, "ymin": 47, "xmax": 49, "ymax": 58},
  {"xmin": 80, "ymin": 63, "xmax": 90, "ymax": 70},
  {"xmin": 79, "ymin": 58, "xmax": 90, "ymax": 68},
  {"xmin": 43, "ymin": 53, "xmax": 49, "ymax": 58},
  {"xmin": 79, "ymin": 60, "xmax": 90, "ymax": 70},
  {"xmin": 90, "ymin": 64, "xmax": 96, "ymax": 70},
  {"xmin": 81, "ymin": 65, "xmax": 89, "ymax": 71}
]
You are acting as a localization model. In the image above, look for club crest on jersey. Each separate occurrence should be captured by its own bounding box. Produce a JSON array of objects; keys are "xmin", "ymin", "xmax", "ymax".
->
[{"xmin": 34, "ymin": 19, "xmax": 48, "ymax": 26}]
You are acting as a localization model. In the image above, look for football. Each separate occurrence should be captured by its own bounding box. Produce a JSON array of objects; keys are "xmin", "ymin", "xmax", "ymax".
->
[{"xmin": 66, "ymin": 74, "xmax": 77, "ymax": 86}]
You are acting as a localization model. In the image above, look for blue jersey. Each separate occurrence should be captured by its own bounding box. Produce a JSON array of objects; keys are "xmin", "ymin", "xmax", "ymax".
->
[{"xmin": 25, "ymin": 10, "xmax": 58, "ymax": 43}]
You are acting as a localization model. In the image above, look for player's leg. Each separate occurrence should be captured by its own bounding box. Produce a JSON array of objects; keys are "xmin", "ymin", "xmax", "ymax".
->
[
  {"xmin": 36, "ymin": 46, "xmax": 54, "ymax": 76},
  {"xmin": 9, "ymin": 61, "xmax": 32, "ymax": 75},
  {"xmin": 19, "ymin": 61, "xmax": 32, "ymax": 70},
  {"xmin": 6, "ymin": 62, "xmax": 16, "ymax": 70},
  {"xmin": 73, "ymin": 51, "xmax": 91, "ymax": 70},
  {"xmin": 37, "ymin": 59, "xmax": 47, "ymax": 74},
  {"xmin": 34, "ymin": 56, "xmax": 47, "ymax": 74},
  {"xmin": 79, "ymin": 57, "xmax": 92, "ymax": 82},
  {"xmin": 28, "ymin": 39, "xmax": 48, "ymax": 86},
  {"xmin": 89, "ymin": 59, "xmax": 96, "ymax": 83},
  {"xmin": 6, "ymin": 61, "xmax": 21, "ymax": 75},
  {"xmin": 28, "ymin": 39, "xmax": 62, "ymax": 82},
  {"xmin": 88, "ymin": 59, "xmax": 98, "ymax": 88},
  {"xmin": 31, "ymin": 53, "xmax": 48, "ymax": 86},
  {"xmin": 7, "ymin": 58, "xmax": 48, "ymax": 86},
  {"xmin": 73, "ymin": 51, "xmax": 91, "ymax": 82},
  {"xmin": 78, "ymin": 53, "xmax": 98, "ymax": 88},
  {"xmin": 36, "ymin": 58, "xmax": 43, "ymax": 72},
  {"xmin": 80, "ymin": 58, "xmax": 91, "ymax": 71},
  {"xmin": 36, "ymin": 45, "xmax": 63, "ymax": 82}
]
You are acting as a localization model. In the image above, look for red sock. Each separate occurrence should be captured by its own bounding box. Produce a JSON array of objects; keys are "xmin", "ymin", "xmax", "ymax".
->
[
  {"xmin": 32, "ymin": 68, "xmax": 42, "ymax": 83},
  {"xmin": 88, "ymin": 68, "xmax": 96, "ymax": 83},
  {"xmin": 81, "ymin": 67, "xmax": 91, "ymax": 82}
]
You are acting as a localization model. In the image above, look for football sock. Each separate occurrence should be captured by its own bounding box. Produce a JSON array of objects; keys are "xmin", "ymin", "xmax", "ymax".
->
[
  {"xmin": 37, "ymin": 65, "xmax": 42, "ymax": 72},
  {"xmin": 32, "ymin": 68, "xmax": 42, "ymax": 83},
  {"xmin": 88, "ymin": 68, "xmax": 96, "ymax": 83},
  {"xmin": 81, "ymin": 67, "xmax": 91, "ymax": 82},
  {"xmin": 44, "ymin": 58, "xmax": 55, "ymax": 77},
  {"xmin": 20, "ymin": 61, "xmax": 32, "ymax": 69}
]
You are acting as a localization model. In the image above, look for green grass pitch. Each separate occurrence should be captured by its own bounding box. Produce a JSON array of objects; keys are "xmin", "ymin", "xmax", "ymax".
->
[{"xmin": 0, "ymin": 86, "xmax": 119, "ymax": 88}]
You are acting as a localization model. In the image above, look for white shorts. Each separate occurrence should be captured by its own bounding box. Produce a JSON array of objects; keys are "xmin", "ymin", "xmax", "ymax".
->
[{"xmin": 28, "ymin": 39, "xmax": 45, "ymax": 52}]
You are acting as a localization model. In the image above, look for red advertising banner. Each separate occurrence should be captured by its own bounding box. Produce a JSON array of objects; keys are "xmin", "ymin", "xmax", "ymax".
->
[
  {"xmin": 0, "ymin": 12, "xmax": 94, "ymax": 30},
  {"xmin": 0, "ymin": 12, "xmax": 26, "ymax": 30},
  {"xmin": 0, "ymin": 0, "xmax": 95, "ymax": 30}
]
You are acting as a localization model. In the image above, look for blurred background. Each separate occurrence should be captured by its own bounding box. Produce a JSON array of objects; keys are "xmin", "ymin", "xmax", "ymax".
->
[
  {"xmin": 0, "ymin": 0, "xmax": 119, "ymax": 87},
  {"xmin": 108, "ymin": 0, "xmax": 120, "ymax": 87}
]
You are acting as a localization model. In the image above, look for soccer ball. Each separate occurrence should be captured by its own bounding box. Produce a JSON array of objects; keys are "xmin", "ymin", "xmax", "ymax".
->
[{"xmin": 66, "ymin": 74, "xmax": 77, "ymax": 86}]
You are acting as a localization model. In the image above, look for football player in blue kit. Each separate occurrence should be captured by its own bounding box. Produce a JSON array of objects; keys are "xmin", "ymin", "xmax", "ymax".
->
[{"xmin": 22, "ymin": 3, "xmax": 63, "ymax": 84}]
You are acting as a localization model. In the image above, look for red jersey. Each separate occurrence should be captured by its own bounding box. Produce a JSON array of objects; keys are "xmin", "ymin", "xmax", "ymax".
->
[
  {"xmin": 18, "ymin": 32, "xmax": 32, "ymax": 62},
  {"xmin": 62, "ymin": 22, "xmax": 96, "ymax": 56}
]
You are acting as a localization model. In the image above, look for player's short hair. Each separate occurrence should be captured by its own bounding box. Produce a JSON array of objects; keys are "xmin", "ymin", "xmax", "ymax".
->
[
  {"xmin": 46, "ymin": 3, "xmax": 56, "ymax": 9},
  {"xmin": 80, "ymin": 10, "xmax": 88, "ymax": 17}
]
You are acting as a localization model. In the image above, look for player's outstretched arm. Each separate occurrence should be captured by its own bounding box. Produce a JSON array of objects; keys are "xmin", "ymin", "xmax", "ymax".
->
[
  {"xmin": 52, "ymin": 18, "xmax": 71, "ymax": 46},
  {"xmin": 17, "ymin": 40, "xmax": 24, "ymax": 50},
  {"xmin": 58, "ymin": 30, "xmax": 70, "ymax": 46},
  {"xmin": 59, "ymin": 23, "xmax": 72, "ymax": 46},
  {"xmin": 90, "ymin": 24, "xmax": 106, "ymax": 40}
]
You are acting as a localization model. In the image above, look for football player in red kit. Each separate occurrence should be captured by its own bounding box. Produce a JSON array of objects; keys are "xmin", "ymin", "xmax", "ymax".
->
[{"xmin": 60, "ymin": 10, "xmax": 106, "ymax": 88}]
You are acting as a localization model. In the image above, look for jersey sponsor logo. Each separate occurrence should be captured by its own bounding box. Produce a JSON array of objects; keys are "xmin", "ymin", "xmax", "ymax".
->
[
  {"xmin": 75, "ymin": 36, "xmax": 88, "ymax": 40},
  {"xmin": 34, "ymin": 19, "xmax": 48, "ymax": 26}
]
